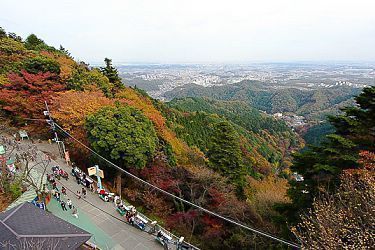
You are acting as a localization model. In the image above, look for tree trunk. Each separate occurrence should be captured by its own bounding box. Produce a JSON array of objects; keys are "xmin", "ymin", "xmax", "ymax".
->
[{"xmin": 115, "ymin": 171, "xmax": 122, "ymax": 196}]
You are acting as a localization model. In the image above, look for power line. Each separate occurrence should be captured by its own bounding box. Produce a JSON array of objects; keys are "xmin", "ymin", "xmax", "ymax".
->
[{"xmin": 53, "ymin": 122, "xmax": 300, "ymax": 249}]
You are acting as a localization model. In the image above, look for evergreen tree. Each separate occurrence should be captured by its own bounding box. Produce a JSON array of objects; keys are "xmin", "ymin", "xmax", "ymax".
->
[
  {"xmin": 59, "ymin": 45, "xmax": 71, "ymax": 57},
  {"xmin": 0, "ymin": 27, "xmax": 7, "ymax": 38},
  {"xmin": 100, "ymin": 58, "xmax": 123, "ymax": 91},
  {"xmin": 85, "ymin": 104, "xmax": 158, "ymax": 195},
  {"xmin": 85, "ymin": 104, "xmax": 158, "ymax": 169},
  {"xmin": 287, "ymin": 86, "xmax": 375, "ymax": 221},
  {"xmin": 24, "ymin": 34, "xmax": 46, "ymax": 50},
  {"xmin": 7, "ymin": 32, "xmax": 22, "ymax": 42},
  {"xmin": 207, "ymin": 121, "xmax": 246, "ymax": 194}
]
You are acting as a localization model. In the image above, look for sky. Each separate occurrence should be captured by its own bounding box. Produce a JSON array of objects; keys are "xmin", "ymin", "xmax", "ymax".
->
[{"xmin": 1, "ymin": 0, "xmax": 375, "ymax": 63}]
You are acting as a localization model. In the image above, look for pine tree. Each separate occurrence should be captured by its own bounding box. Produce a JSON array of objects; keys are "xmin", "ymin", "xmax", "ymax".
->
[
  {"xmin": 207, "ymin": 121, "xmax": 246, "ymax": 195},
  {"xmin": 100, "ymin": 58, "xmax": 123, "ymax": 92},
  {"xmin": 287, "ymin": 86, "xmax": 375, "ymax": 221}
]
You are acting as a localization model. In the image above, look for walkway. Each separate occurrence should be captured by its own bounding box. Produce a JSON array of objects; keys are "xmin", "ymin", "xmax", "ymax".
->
[{"xmin": 4, "ymin": 137, "xmax": 162, "ymax": 250}]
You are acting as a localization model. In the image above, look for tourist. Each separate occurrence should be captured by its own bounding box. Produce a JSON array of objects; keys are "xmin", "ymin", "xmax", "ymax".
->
[
  {"xmin": 67, "ymin": 199, "xmax": 72, "ymax": 209},
  {"xmin": 75, "ymin": 173, "xmax": 80, "ymax": 184},
  {"xmin": 129, "ymin": 215, "xmax": 135, "ymax": 226},
  {"xmin": 60, "ymin": 201, "xmax": 67, "ymax": 211},
  {"xmin": 55, "ymin": 192, "xmax": 61, "ymax": 202},
  {"xmin": 61, "ymin": 186, "xmax": 67, "ymax": 196},
  {"xmin": 114, "ymin": 195, "xmax": 120, "ymax": 205},
  {"xmin": 76, "ymin": 190, "xmax": 81, "ymax": 199},
  {"xmin": 72, "ymin": 206, "xmax": 78, "ymax": 218},
  {"xmin": 81, "ymin": 187, "xmax": 87, "ymax": 198}
]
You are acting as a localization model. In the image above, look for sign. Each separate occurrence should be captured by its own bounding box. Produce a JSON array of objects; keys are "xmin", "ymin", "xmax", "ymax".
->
[
  {"xmin": 88, "ymin": 165, "xmax": 104, "ymax": 190},
  {"xmin": 88, "ymin": 167, "xmax": 96, "ymax": 176},
  {"xmin": 88, "ymin": 166, "xmax": 104, "ymax": 178},
  {"xmin": 98, "ymin": 169, "xmax": 104, "ymax": 178}
]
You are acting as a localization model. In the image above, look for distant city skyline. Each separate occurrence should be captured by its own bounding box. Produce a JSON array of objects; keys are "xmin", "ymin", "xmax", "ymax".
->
[{"xmin": 1, "ymin": 0, "xmax": 375, "ymax": 63}]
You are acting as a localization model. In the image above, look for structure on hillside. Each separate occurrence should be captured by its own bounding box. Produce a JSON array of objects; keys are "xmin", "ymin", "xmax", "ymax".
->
[{"xmin": 0, "ymin": 202, "xmax": 91, "ymax": 249}]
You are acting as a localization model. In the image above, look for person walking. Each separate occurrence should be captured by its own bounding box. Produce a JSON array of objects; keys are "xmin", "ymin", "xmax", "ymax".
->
[
  {"xmin": 61, "ymin": 186, "xmax": 67, "ymax": 196},
  {"xmin": 114, "ymin": 195, "xmax": 120, "ymax": 206},
  {"xmin": 67, "ymin": 199, "xmax": 72, "ymax": 209},
  {"xmin": 76, "ymin": 190, "xmax": 81, "ymax": 199},
  {"xmin": 72, "ymin": 206, "xmax": 78, "ymax": 218},
  {"xmin": 55, "ymin": 192, "xmax": 61, "ymax": 202},
  {"xmin": 81, "ymin": 187, "xmax": 87, "ymax": 198},
  {"xmin": 60, "ymin": 201, "xmax": 67, "ymax": 211}
]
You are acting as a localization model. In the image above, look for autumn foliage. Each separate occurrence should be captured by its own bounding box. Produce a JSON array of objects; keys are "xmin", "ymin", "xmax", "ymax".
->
[
  {"xmin": 51, "ymin": 90, "xmax": 114, "ymax": 160},
  {"xmin": 292, "ymin": 151, "xmax": 375, "ymax": 249},
  {"xmin": 0, "ymin": 70, "xmax": 66, "ymax": 121}
]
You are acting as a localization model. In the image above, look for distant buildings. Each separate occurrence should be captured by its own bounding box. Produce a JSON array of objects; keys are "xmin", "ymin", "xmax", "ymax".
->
[
  {"xmin": 117, "ymin": 63, "xmax": 373, "ymax": 99},
  {"xmin": 272, "ymin": 113, "xmax": 306, "ymax": 128}
]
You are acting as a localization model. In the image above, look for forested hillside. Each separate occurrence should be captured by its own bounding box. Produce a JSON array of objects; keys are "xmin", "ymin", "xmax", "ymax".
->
[
  {"xmin": 302, "ymin": 122, "xmax": 335, "ymax": 146},
  {"xmin": 164, "ymin": 80, "xmax": 362, "ymax": 121},
  {"xmin": 0, "ymin": 28, "xmax": 303, "ymax": 248},
  {"xmin": 165, "ymin": 97, "xmax": 302, "ymax": 175},
  {"xmin": 287, "ymin": 86, "xmax": 375, "ymax": 248}
]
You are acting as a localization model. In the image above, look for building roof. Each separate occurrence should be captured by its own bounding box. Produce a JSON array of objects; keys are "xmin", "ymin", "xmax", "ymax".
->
[{"xmin": 0, "ymin": 202, "xmax": 91, "ymax": 249}]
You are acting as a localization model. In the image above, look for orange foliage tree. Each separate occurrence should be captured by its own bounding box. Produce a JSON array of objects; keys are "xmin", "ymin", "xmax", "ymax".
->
[
  {"xmin": 51, "ymin": 90, "xmax": 114, "ymax": 160},
  {"xmin": 39, "ymin": 51, "xmax": 76, "ymax": 82}
]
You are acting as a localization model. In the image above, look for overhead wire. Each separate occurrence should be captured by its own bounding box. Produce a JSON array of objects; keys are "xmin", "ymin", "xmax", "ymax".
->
[{"xmin": 52, "ymin": 121, "xmax": 300, "ymax": 249}]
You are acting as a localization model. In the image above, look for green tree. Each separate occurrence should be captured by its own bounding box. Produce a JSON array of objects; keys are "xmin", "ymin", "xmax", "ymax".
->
[
  {"xmin": 59, "ymin": 45, "xmax": 72, "ymax": 58},
  {"xmin": 287, "ymin": 86, "xmax": 375, "ymax": 221},
  {"xmin": 23, "ymin": 56, "xmax": 61, "ymax": 75},
  {"xmin": 0, "ymin": 27, "xmax": 7, "ymax": 38},
  {"xmin": 68, "ymin": 63, "xmax": 113, "ymax": 96},
  {"xmin": 24, "ymin": 34, "xmax": 45, "ymax": 50},
  {"xmin": 24, "ymin": 34, "xmax": 55, "ymax": 51},
  {"xmin": 207, "ymin": 121, "xmax": 246, "ymax": 194},
  {"xmin": 7, "ymin": 32, "xmax": 22, "ymax": 42},
  {"xmin": 100, "ymin": 58, "xmax": 123, "ymax": 92},
  {"xmin": 85, "ymin": 104, "xmax": 158, "ymax": 193}
]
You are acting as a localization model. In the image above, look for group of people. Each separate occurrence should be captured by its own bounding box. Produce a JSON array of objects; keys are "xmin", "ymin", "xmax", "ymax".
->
[
  {"xmin": 76, "ymin": 187, "xmax": 87, "ymax": 199},
  {"xmin": 116, "ymin": 202, "xmax": 147, "ymax": 231},
  {"xmin": 48, "ymin": 169, "xmax": 79, "ymax": 218},
  {"xmin": 52, "ymin": 165, "xmax": 69, "ymax": 180},
  {"xmin": 71, "ymin": 165, "xmax": 95, "ymax": 190}
]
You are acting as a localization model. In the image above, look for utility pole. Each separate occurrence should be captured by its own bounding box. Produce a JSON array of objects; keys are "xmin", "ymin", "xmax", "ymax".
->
[{"xmin": 44, "ymin": 101, "xmax": 65, "ymax": 159}]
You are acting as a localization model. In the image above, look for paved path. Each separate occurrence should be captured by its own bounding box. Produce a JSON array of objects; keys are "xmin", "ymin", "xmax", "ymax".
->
[{"xmin": 5, "ymin": 138, "xmax": 163, "ymax": 250}]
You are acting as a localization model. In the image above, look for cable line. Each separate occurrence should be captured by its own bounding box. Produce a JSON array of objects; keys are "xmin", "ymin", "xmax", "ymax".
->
[{"xmin": 53, "ymin": 122, "xmax": 300, "ymax": 249}]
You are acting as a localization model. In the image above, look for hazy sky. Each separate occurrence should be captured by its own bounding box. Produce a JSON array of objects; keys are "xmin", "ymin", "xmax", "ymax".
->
[{"xmin": 1, "ymin": 0, "xmax": 374, "ymax": 63}]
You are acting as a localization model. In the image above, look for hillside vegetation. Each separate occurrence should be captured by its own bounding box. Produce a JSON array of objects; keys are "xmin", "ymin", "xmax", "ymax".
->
[
  {"xmin": 165, "ymin": 80, "xmax": 362, "ymax": 121},
  {"xmin": 0, "ymin": 28, "xmax": 303, "ymax": 248},
  {"xmin": 166, "ymin": 97, "xmax": 302, "ymax": 175}
]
